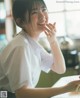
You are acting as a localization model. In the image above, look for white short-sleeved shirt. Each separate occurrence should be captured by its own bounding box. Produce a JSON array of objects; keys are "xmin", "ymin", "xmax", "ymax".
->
[{"xmin": 0, "ymin": 30, "xmax": 54, "ymax": 93}]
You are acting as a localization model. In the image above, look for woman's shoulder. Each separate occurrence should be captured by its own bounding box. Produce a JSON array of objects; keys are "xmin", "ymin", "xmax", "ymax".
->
[
  {"xmin": 0, "ymin": 33, "xmax": 29, "ymax": 54},
  {"xmin": 14, "ymin": 33, "xmax": 28, "ymax": 45},
  {"xmin": 0, "ymin": 35, "xmax": 30, "ymax": 60}
]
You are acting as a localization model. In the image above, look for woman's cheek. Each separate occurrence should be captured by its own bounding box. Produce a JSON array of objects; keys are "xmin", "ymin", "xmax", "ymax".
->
[
  {"xmin": 46, "ymin": 19, "xmax": 48, "ymax": 24},
  {"xmin": 45, "ymin": 13, "xmax": 49, "ymax": 23},
  {"xmin": 33, "ymin": 15, "xmax": 38, "ymax": 22}
]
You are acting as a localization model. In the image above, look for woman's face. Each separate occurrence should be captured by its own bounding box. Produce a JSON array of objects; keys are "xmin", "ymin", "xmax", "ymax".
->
[{"xmin": 24, "ymin": 2, "xmax": 48, "ymax": 38}]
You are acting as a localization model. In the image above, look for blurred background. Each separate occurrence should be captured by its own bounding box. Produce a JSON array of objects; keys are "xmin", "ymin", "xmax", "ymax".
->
[{"xmin": 0, "ymin": 0, "xmax": 80, "ymax": 87}]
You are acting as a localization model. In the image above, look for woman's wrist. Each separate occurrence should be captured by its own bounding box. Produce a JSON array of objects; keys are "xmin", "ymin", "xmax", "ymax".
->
[
  {"xmin": 49, "ymin": 38, "xmax": 59, "ymax": 48},
  {"xmin": 63, "ymin": 85, "xmax": 73, "ymax": 93},
  {"xmin": 48, "ymin": 36, "xmax": 57, "ymax": 45},
  {"xmin": 60, "ymin": 85, "xmax": 70, "ymax": 94}
]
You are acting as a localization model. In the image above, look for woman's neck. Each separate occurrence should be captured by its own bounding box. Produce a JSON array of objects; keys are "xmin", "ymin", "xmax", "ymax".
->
[{"xmin": 23, "ymin": 29, "xmax": 39, "ymax": 41}]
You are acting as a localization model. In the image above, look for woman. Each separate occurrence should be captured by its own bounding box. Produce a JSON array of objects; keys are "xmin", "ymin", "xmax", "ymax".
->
[{"xmin": 0, "ymin": 0, "xmax": 80, "ymax": 98}]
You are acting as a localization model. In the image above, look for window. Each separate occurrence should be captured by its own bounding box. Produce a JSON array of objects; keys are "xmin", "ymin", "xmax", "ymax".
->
[
  {"xmin": 0, "ymin": 2, "xmax": 6, "ymax": 34},
  {"xmin": 44, "ymin": 0, "xmax": 80, "ymax": 38}
]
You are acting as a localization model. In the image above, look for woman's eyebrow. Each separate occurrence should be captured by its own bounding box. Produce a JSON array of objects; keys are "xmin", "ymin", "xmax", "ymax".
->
[
  {"xmin": 32, "ymin": 8, "xmax": 38, "ymax": 11},
  {"xmin": 32, "ymin": 5, "xmax": 46, "ymax": 11}
]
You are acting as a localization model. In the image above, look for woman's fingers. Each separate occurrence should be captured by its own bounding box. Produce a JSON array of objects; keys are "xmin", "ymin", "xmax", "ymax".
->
[
  {"xmin": 46, "ymin": 23, "xmax": 56, "ymax": 32},
  {"xmin": 68, "ymin": 80, "xmax": 80, "ymax": 92},
  {"xmin": 44, "ymin": 22, "xmax": 56, "ymax": 37},
  {"xmin": 76, "ymin": 84, "xmax": 80, "ymax": 92}
]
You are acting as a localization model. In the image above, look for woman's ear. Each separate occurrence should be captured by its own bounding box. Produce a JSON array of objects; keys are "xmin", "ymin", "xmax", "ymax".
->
[{"xmin": 16, "ymin": 18, "xmax": 24, "ymax": 28}]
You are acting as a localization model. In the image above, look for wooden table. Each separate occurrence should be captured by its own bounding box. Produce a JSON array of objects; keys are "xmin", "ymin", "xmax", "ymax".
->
[{"xmin": 51, "ymin": 75, "xmax": 80, "ymax": 98}]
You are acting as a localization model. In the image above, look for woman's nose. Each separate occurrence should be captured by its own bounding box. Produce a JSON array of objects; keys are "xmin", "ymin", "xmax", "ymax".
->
[{"xmin": 38, "ymin": 11, "xmax": 45, "ymax": 20}]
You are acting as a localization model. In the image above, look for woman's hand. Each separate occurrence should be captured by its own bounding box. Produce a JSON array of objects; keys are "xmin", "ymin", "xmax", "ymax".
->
[
  {"xmin": 44, "ymin": 22, "xmax": 56, "ymax": 44},
  {"xmin": 64, "ymin": 80, "xmax": 80, "ymax": 92}
]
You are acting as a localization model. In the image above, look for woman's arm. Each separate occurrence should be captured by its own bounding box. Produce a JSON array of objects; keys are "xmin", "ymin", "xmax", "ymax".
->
[
  {"xmin": 15, "ymin": 85, "xmax": 67, "ymax": 98},
  {"xmin": 50, "ymin": 38, "xmax": 66, "ymax": 74},
  {"xmin": 44, "ymin": 23, "xmax": 66, "ymax": 74},
  {"xmin": 15, "ymin": 80, "xmax": 80, "ymax": 98}
]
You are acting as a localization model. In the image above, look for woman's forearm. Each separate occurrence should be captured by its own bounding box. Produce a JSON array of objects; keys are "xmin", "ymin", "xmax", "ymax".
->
[
  {"xmin": 50, "ymin": 38, "xmax": 66, "ymax": 74},
  {"xmin": 16, "ymin": 86, "xmax": 68, "ymax": 98}
]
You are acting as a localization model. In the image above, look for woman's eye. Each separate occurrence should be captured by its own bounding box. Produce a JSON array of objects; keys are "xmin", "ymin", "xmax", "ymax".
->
[
  {"xmin": 31, "ymin": 11, "xmax": 38, "ymax": 14},
  {"xmin": 42, "ymin": 8, "xmax": 47, "ymax": 12}
]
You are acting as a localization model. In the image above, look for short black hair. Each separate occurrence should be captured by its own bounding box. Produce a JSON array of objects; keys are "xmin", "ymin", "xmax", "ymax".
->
[{"xmin": 12, "ymin": 0, "xmax": 47, "ymax": 25}]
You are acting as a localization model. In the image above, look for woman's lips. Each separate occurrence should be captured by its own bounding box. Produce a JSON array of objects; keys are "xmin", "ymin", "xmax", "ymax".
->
[{"xmin": 38, "ymin": 22, "xmax": 46, "ymax": 26}]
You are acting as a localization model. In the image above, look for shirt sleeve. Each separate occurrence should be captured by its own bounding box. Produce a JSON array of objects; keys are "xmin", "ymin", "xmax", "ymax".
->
[
  {"xmin": 40, "ymin": 47, "xmax": 54, "ymax": 73},
  {"xmin": 4, "ymin": 46, "xmax": 33, "ymax": 92}
]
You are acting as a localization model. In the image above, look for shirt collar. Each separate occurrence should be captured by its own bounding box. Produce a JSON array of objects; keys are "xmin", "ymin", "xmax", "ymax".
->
[{"xmin": 20, "ymin": 30, "xmax": 41, "ymax": 51}]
